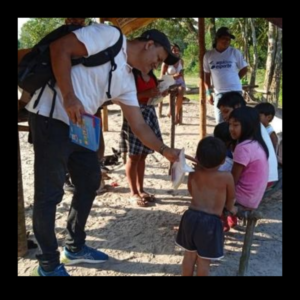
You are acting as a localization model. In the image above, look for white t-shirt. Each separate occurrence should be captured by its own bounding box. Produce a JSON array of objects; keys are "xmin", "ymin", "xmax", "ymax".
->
[
  {"xmin": 203, "ymin": 46, "xmax": 248, "ymax": 94},
  {"xmin": 261, "ymin": 123, "xmax": 278, "ymax": 182},
  {"xmin": 26, "ymin": 23, "xmax": 138, "ymax": 125}
]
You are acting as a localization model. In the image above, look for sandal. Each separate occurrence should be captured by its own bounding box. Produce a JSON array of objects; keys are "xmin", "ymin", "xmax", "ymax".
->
[
  {"xmin": 139, "ymin": 192, "xmax": 155, "ymax": 202},
  {"xmin": 129, "ymin": 194, "xmax": 149, "ymax": 207}
]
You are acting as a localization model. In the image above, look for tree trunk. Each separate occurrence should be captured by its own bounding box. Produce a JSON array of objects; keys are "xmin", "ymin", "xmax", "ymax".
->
[
  {"xmin": 264, "ymin": 22, "xmax": 276, "ymax": 101},
  {"xmin": 270, "ymin": 28, "xmax": 282, "ymax": 107},
  {"xmin": 208, "ymin": 18, "xmax": 216, "ymax": 48},
  {"xmin": 238, "ymin": 18, "xmax": 249, "ymax": 82},
  {"xmin": 249, "ymin": 18, "xmax": 258, "ymax": 91}
]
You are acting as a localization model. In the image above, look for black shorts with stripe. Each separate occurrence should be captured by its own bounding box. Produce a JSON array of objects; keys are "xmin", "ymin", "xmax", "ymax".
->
[{"xmin": 176, "ymin": 208, "xmax": 224, "ymax": 260}]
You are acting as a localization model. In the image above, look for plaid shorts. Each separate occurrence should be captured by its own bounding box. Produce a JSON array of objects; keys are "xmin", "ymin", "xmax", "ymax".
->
[{"xmin": 119, "ymin": 105, "xmax": 163, "ymax": 155}]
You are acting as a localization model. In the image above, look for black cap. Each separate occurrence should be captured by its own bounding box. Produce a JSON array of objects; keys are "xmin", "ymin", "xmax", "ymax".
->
[
  {"xmin": 139, "ymin": 29, "xmax": 179, "ymax": 65},
  {"xmin": 216, "ymin": 27, "xmax": 235, "ymax": 39}
]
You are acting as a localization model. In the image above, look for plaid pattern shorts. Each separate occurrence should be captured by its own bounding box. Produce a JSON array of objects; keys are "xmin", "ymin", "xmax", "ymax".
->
[{"xmin": 119, "ymin": 105, "xmax": 163, "ymax": 155}]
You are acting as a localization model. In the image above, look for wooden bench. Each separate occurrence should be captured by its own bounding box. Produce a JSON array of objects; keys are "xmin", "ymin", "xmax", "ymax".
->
[{"xmin": 236, "ymin": 209, "xmax": 263, "ymax": 276}]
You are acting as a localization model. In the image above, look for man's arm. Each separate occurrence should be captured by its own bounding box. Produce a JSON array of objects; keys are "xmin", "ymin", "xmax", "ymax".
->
[
  {"xmin": 119, "ymin": 103, "xmax": 179, "ymax": 162},
  {"xmin": 238, "ymin": 66, "xmax": 248, "ymax": 79},
  {"xmin": 50, "ymin": 32, "xmax": 87, "ymax": 124},
  {"xmin": 204, "ymin": 72, "xmax": 213, "ymax": 105}
]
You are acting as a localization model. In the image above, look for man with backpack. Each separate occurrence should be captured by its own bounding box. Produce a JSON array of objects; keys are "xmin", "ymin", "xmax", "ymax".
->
[{"xmin": 25, "ymin": 23, "xmax": 179, "ymax": 276}]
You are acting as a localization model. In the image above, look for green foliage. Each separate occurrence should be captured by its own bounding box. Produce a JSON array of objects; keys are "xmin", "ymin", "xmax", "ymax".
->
[
  {"xmin": 19, "ymin": 18, "xmax": 95, "ymax": 49},
  {"xmin": 183, "ymin": 43, "xmax": 199, "ymax": 74},
  {"xmin": 19, "ymin": 18, "xmax": 65, "ymax": 48}
]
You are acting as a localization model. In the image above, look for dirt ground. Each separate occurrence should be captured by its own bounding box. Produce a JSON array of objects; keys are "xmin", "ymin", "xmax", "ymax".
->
[{"xmin": 18, "ymin": 100, "xmax": 282, "ymax": 276}]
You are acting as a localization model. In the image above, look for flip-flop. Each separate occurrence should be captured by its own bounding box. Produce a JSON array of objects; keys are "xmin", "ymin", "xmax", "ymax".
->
[{"xmin": 129, "ymin": 195, "xmax": 149, "ymax": 207}]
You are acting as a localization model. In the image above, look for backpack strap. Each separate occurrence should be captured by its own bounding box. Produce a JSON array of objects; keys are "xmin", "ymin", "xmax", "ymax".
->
[{"xmin": 71, "ymin": 26, "xmax": 123, "ymax": 98}]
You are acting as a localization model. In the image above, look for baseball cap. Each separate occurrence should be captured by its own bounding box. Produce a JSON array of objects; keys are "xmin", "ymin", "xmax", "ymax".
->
[
  {"xmin": 139, "ymin": 29, "xmax": 179, "ymax": 65},
  {"xmin": 216, "ymin": 27, "xmax": 235, "ymax": 39}
]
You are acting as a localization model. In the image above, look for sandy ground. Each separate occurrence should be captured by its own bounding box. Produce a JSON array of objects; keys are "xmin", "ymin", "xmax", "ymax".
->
[{"xmin": 18, "ymin": 101, "xmax": 282, "ymax": 276}]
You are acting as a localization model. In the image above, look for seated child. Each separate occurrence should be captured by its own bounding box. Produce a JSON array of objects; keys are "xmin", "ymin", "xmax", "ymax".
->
[
  {"xmin": 213, "ymin": 122, "xmax": 236, "ymax": 172},
  {"xmin": 255, "ymin": 102, "xmax": 278, "ymax": 152},
  {"xmin": 176, "ymin": 136, "xmax": 237, "ymax": 276}
]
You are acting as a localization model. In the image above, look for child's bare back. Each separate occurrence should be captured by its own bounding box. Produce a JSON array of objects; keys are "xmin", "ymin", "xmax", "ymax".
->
[{"xmin": 188, "ymin": 168, "xmax": 235, "ymax": 216}]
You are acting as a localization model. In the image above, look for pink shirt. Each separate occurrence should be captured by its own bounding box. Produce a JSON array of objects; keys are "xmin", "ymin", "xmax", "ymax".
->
[{"xmin": 234, "ymin": 140, "xmax": 269, "ymax": 209}]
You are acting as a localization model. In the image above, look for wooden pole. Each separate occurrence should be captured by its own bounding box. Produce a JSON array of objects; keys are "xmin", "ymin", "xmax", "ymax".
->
[
  {"xmin": 169, "ymin": 91, "xmax": 177, "ymax": 175},
  {"xmin": 237, "ymin": 210, "xmax": 262, "ymax": 276},
  {"xmin": 18, "ymin": 129, "xmax": 27, "ymax": 257},
  {"xmin": 198, "ymin": 18, "xmax": 206, "ymax": 139}
]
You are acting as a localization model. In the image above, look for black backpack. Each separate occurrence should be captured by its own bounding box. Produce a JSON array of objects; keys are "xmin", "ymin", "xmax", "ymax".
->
[{"xmin": 18, "ymin": 24, "xmax": 123, "ymax": 100}]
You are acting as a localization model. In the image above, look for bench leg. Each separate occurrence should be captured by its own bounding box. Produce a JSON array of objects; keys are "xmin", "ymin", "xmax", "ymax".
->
[{"xmin": 237, "ymin": 218, "xmax": 258, "ymax": 276}]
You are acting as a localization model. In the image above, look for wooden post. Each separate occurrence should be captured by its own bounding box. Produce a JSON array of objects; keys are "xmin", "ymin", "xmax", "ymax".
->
[
  {"xmin": 101, "ymin": 106, "xmax": 109, "ymax": 132},
  {"xmin": 169, "ymin": 90, "xmax": 177, "ymax": 174},
  {"xmin": 198, "ymin": 18, "xmax": 206, "ymax": 139},
  {"xmin": 158, "ymin": 101, "xmax": 163, "ymax": 118},
  {"xmin": 237, "ymin": 210, "xmax": 262, "ymax": 276},
  {"xmin": 18, "ymin": 131, "xmax": 27, "ymax": 257}
]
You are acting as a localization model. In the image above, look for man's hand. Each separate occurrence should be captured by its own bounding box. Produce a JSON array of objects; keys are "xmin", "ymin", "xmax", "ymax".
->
[
  {"xmin": 64, "ymin": 94, "xmax": 86, "ymax": 124},
  {"xmin": 208, "ymin": 95, "xmax": 214, "ymax": 105},
  {"xmin": 162, "ymin": 147, "xmax": 180, "ymax": 162}
]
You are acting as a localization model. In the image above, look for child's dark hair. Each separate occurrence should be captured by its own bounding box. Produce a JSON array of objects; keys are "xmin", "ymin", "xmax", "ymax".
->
[
  {"xmin": 213, "ymin": 122, "xmax": 235, "ymax": 149},
  {"xmin": 255, "ymin": 102, "xmax": 275, "ymax": 122},
  {"xmin": 196, "ymin": 136, "xmax": 226, "ymax": 168},
  {"xmin": 228, "ymin": 106, "xmax": 269, "ymax": 158},
  {"xmin": 217, "ymin": 92, "xmax": 246, "ymax": 109},
  {"xmin": 132, "ymin": 68, "xmax": 158, "ymax": 86}
]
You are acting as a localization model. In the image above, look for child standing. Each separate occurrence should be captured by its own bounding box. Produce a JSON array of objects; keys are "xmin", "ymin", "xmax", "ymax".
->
[
  {"xmin": 255, "ymin": 102, "xmax": 278, "ymax": 152},
  {"xmin": 176, "ymin": 136, "xmax": 237, "ymax": 276},
  {"xmin": 229, "ymin": 107, "xmax": 269, "ymax": 210}
]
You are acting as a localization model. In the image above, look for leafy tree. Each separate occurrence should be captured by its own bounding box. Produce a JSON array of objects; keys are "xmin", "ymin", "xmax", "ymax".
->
[{"xmin": 19, "ymin": 18, "xmax": 95, "ymax": 48}]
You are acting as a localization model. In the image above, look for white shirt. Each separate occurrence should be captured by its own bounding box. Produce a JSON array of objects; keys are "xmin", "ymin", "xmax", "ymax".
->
[
  {"xmin": 261, "ymin": 123, "xmax": 278, "ymax": 182},
  {"xmin": 26, "ymin": 23, "xmax": 139, "ymax": 125},
  {"xmin": 203, "ymin": 46, "xmax": 248, "ymax": 94}
]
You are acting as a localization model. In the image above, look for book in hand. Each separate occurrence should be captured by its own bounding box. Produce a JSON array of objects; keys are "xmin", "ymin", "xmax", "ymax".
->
[
  {"xmin": 69, "ymin": 113, "xmax": 101, "ymax": 151},
  {"xmin": 171, "ymin": 148, "xmax": 194, "ymax": 189},
  {"xmin": 147, "ymin": 75, "xmax": 175, "ymax": 106}
]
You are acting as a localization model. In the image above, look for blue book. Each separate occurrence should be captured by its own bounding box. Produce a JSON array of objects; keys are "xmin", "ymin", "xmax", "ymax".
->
[{"xmin": 69, "ymin": 113, "xmax": 101, "ymax": 151}]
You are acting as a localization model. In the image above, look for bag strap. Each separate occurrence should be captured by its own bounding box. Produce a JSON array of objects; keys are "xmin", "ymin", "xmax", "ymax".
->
[{"xmin": 71, "ymin": 26, "xmax": 123, "ymax": 98}]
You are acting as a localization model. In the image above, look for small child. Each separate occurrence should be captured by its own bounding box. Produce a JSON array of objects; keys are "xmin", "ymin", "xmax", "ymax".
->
[
  {"xmin": 176, "ymin": 136, "xmax": 237, "ymax": 276},
  {"xmin": 255, "ymin": 102, "xmax": 278, "ymax": 152},
  {"xmin": 213, "ymin": 122, "xmax": 236, "ymax": 172}
]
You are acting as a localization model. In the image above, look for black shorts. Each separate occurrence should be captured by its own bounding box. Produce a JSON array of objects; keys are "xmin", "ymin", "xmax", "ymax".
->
[{"xmin": 176, "ymin": 208, "xmax": 224, "ymax": 260}]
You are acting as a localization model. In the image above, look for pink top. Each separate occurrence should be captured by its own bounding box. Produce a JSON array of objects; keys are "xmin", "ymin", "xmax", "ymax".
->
[{"xmin": 234, "ymin": 140, "xmax": 269, "ymax": 209}]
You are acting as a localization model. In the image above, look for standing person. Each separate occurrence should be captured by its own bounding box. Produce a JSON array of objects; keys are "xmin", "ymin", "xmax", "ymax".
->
[
  {"xmin": 26, "ymin": 24, "xmax": 180, "ymax": 276},
  {"xmin": 176, "ymin": 136, "xmax": 237, "ymax": 276},
  {"xmin": 203, "ymin": 27, "xmax": 248, "ymax": 124},
  {"xmin": 160, "ymin": 44, "xmax": 186, "ymax": 124},
  {"xmin": 120, "ymin": 68, "xmax": 168, "ymax": 207}
]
